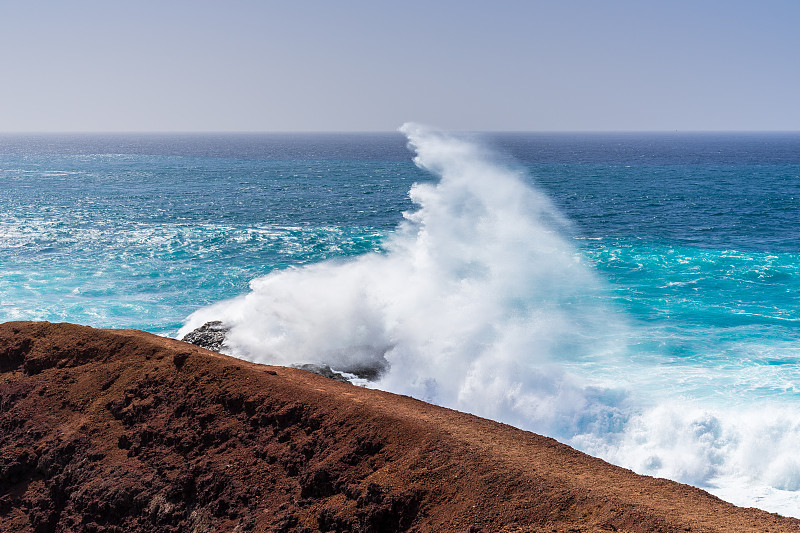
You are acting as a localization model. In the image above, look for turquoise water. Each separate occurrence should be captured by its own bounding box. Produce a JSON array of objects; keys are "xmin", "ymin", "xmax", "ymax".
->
[
  {"xmin": 0, "ymin": 146, "xmax": 415, "ymax": 333},
  {"xmin": 2, "ymin": 130, "xmax": 799, "ymax": 515}
]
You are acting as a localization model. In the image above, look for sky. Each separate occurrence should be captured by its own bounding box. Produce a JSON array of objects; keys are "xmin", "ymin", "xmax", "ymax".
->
[{"xmin": 1, "ymin": 0, "xmax": 798, "ymax": 132}]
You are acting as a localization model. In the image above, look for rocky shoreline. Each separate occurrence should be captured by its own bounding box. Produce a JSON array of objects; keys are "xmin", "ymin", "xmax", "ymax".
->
[
  {"xmin": 1, "ymin": 321, "xmax": 798, "ymax": 532},
  {"xmin": 181, "ymin": 321, "xmax": 384, "ymax": 383}
]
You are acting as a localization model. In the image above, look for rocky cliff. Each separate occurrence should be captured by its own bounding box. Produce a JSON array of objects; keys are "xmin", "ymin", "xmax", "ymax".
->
[{"xmin": 0, "ymin": 321, "xmax": 797, "ymax": 532}]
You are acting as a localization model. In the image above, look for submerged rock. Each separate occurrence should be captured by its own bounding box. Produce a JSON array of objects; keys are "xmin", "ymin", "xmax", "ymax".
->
[
  {"xmin": 291, "ymin": 363, "xmax": 352, "ymax": 383},
  {"xmin": 291, "ymin": 362, "xmax": 388, "ymax": 383},
  {"xmin": 290, "ymin": 363, "xmax": 389, "ymax": 383},
  {"xmin": 181, "ymin": 321, "xmax": 228, "ymax": 352},
  {"xmin": 340, "ymin": 363, "xmax": 386, "ymax": 381}
]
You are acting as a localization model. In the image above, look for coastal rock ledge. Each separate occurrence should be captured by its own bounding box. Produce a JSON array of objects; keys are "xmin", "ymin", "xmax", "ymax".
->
[{"xmin": 0, "ymin": 321, "xmax": 797, "ymax": 533}]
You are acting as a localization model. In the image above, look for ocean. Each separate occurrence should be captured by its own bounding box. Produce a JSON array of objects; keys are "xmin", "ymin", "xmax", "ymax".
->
[{"xmin": 1, "ymin": 127, "xmax": 799, "ymax": 516}]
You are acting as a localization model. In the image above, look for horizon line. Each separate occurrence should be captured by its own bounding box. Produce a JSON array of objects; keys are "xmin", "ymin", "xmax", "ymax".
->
[{"xmin": 1, "ymin": 129, "xmax": 800, "ymax": 135}]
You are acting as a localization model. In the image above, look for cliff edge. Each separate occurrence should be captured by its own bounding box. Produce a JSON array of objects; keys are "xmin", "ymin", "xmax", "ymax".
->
[{"xmin": 0, "ymin": 321, "xmax": 797, "ymax": 532}]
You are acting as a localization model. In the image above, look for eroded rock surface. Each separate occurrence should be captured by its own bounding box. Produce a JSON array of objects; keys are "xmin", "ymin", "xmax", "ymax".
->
[{"xmin": 181, "ymin": 320, "xmax": 229, "ymax": 352}]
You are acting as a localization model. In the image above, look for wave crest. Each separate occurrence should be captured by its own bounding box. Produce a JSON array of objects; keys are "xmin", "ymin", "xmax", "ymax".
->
[{"xmin": 180, "ymin": 124, "xmax": 800, "ymax": 517}]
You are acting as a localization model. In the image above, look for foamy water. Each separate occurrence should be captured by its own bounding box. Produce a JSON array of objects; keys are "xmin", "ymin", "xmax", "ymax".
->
[{"xmin": 180, "ymin": 125, "xmax": 800, "ymax": 517}]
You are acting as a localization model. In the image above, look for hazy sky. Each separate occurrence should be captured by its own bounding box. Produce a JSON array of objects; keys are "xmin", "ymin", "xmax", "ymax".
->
[{"xmin": 1, "ymin": 1, "xmax": 798, "ymax": 132}]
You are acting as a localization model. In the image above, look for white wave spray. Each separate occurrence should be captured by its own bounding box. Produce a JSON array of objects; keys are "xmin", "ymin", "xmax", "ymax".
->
[{"xmin": 180, "ymin": 124, "xmax": 800, "ymax": 517}]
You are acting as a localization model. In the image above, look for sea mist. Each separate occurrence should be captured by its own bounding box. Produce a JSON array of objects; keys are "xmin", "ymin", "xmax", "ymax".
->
[{"xmin": 180, "ymin": 125, "xmax": 800, "ymax": 517}]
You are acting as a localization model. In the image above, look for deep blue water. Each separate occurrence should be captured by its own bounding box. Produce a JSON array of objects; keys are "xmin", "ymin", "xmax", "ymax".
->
[{"xmin": 1, "ymin": 131, "xmax": 799, "ymax": 514}]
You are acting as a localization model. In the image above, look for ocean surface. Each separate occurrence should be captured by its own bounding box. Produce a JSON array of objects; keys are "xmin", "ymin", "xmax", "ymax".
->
[{"xmin": 1, "ymin": 128, "xmax": 799, "ymax": 516}]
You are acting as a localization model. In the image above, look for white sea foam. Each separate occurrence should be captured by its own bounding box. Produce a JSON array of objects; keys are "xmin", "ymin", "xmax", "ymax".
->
[
  {"xmin": 181, "ymin": 123, "xmax": 627, "ymax": 434},
  {"xmin": 179, "ymin": 124, "xmax": 800, "ymax": 517},
  {"xmin": 576, "ymin": 402, "xmax": 800, "ymax": 517}
]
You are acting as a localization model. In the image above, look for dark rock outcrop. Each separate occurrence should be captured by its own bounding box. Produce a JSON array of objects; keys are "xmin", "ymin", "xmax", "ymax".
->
[
  {"xmin": 181, "ymin": 321, "xmax": 385, "ymax": 383},
  {"xmin": 291, "ymin": 363, "xmax": 352, "ymax": 383},
  {"xmin": 180, "ymin": 321, "xmax": 228, "ymax": 352}
]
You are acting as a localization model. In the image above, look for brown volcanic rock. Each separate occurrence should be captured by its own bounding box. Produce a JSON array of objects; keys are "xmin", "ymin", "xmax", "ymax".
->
[{"xmin": 0, "ymin": 322, "xmax": 798, "ymax": 533}]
